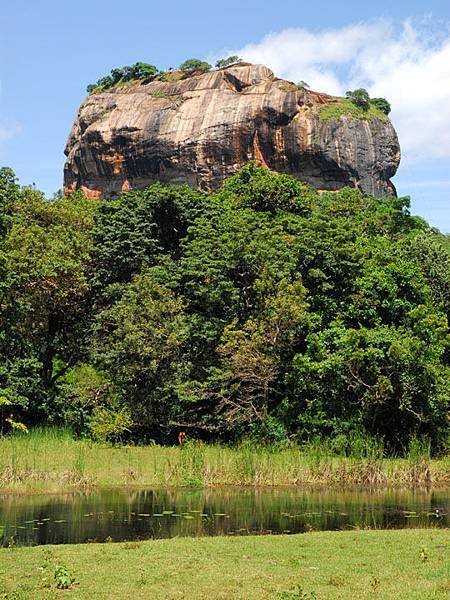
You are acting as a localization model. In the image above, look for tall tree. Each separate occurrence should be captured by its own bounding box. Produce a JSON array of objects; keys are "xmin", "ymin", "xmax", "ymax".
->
[
  {"xmin": 3, "ymin": 191, "xmax": 97, "ymax": 389},
  {"xmin": 91, "ymin": 270, "xmax": 188, "ymax": 432}
]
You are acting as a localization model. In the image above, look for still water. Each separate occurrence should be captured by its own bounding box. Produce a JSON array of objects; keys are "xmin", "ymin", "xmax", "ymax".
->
[{"xmin": 0, "ymin": 487, "xmax": 448, "ymax": 546}]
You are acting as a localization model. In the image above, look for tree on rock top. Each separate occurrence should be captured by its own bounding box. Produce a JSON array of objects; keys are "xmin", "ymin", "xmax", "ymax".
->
[
  {"xmin": 215, "ymin": 55, "xmax": 242, "ymax": 68},
  {"xmin": 87, "ymin": 62, "xmax": 159, "ymax": 93},
  {"xmin": 346, "ymin": 88, "xmax": 370, "ymax": 109},
  {"xmin": 346, "ymin": 89, "xmax": 391, "ymax": 115},
  {"xmin": 179, "ymin": 58, "xmax": 212, "ymax": 72},
  {"xmin": 371, "ymin": 97, "xmax": 391, "ymax": 115}
]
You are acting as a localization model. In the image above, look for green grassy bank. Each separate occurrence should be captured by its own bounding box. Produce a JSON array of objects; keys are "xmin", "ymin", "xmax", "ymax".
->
[
  {"xmin": 0, "ymin": 529, "xmax": 448, "ymax": 599},
  {"xmin": 0, "ymin": 429, "xmax": 448, "ymax": 494}
]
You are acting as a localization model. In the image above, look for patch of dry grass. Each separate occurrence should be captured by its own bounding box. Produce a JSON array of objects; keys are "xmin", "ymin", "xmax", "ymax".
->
[{"xmin": 0, "ymin": 429, "xmax": 448, "ymax": 494}]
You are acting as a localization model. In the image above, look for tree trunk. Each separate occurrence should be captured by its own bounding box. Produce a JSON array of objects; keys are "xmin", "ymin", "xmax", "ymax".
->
[{"xmin": 41, "ymin": 311, "xmax": 60, "ymax": 388}]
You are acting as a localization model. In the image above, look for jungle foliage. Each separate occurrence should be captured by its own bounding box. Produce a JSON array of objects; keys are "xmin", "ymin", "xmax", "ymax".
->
[{"xmin": 0, "ymin": 165, "xmax": 448, "ymax": 452}]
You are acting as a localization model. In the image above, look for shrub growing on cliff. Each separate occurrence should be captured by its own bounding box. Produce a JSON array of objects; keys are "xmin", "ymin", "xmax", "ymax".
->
[
  {"xmin": 346, "ymin": 88, "xmax": 370, "ymax": 109},
  {"xmin": 87, "ymin": 62, "xmax": 159, "ymax": 93},
  {"xmin": 179, "ymin": 58, "xmax": 212, "ymax": 73},
  {"xmin": 215, "ymin": 55, "xmax": 242, "ymax": 68},
  {"xmin": 371, "ymin": 97, "xmax": 391, "ymax": 115},
  {"xmin": 345, "ymin": 89, "xmax": 391, "ymax": 116}
]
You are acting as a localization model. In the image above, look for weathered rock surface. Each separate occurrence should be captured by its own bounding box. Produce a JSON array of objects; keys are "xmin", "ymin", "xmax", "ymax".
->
[{"xmin": 64, "ymin": 64, "xmax": 400, "ymax": 198}]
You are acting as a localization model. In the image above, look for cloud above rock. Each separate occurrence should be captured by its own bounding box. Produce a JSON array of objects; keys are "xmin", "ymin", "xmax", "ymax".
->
[
  {"xmin": 228, "ymin": 19, "xmax": 450, "ymax": 164},
  {"xmin": 0, "ymin": 122, "xmax": 20, "ymax": 142}
]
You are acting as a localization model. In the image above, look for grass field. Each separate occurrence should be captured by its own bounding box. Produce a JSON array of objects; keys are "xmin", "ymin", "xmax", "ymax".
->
[
  {"xmin": 0, "ymin": 529, "xmax": 448, "ymax": 599},
  {"xmin": 317, "ymin": 97, "xmax": 388, "ymax": 122},
  {"xmin": 0, "ymin": 428, "xmax": 448, "ymax": 494}
]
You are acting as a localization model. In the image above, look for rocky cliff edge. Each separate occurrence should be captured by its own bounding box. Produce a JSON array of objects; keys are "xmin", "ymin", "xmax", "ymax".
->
[{"xmin": 64, "ymin": 64, "xmax": 400, "ymax": 198}]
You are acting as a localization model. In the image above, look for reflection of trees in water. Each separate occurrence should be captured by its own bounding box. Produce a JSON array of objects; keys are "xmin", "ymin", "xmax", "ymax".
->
[{"xmin": 1, "ymin": 486, "xmax": 448, "ymax": 546}]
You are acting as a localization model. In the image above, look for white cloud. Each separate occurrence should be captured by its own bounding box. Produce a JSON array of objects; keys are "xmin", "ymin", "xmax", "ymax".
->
[
  {"xmin": 0, "ymin": 80, "xmax": 21, "ymax": 144},
  {"xmin": 0, "ymin": 83, "xmax": 21, "ymax": 143},
  {"xmin": 229, "ymin": 19, "xmax": 450, "ymax": 163},
  {"xmin": 0, "ymin": 122, "xmax": 20, "ymax": 142}
]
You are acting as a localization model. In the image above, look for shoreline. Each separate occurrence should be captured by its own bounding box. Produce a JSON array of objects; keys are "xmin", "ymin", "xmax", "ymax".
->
[
  {"xmin": 1, "ymin": 481, "xmax": 450, "ymax": 498},
  {"xmin": 1, "ymin": 431, "xmax": 448, "ymax": 495}
]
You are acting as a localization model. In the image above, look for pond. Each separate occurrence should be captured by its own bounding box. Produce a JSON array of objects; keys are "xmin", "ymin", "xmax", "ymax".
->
[{"xmin": 0, "ymin": 487, "xmax": 448, "ymax": 547}]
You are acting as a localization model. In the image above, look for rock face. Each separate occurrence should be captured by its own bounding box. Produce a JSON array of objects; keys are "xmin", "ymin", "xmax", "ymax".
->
[{"xmin": 64, "ymin": 64, "xmax": 400, "ymax": 198}]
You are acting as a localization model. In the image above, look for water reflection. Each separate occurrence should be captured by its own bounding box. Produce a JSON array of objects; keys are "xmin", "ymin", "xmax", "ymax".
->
[{"xmin": 0, "ymin": 487, "xmax": 448, "ymax": 547}]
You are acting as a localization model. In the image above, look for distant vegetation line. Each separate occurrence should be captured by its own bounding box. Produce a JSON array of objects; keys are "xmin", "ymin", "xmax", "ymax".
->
[
  {"xmin": 86, "ymin": 55, "xmax": 242, "ymax": 93},
  {"xmin": 85, "ymin": 59, "xmax": 391, "ymax": 124}
]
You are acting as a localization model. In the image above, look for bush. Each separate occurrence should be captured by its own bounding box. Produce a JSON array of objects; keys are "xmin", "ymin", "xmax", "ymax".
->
[
  {"xmin": 248, "ymin": 416, "xmax": 290, "ymax": 447},
  {"xmin": 215, "ymin": 55, "xmax": 242, "ymax": 68},
  {"xmin": 179, "ymin": 58, "xmax": 212, "ymax": 72},
  {"xmin": 54, "ymin": 565, "xmax": 75, "ymax": 589},
  {"xmin": 89, "ymin": 406, "xmax": 133, "ymax": 443},
  {"xmin": 345, "ymin": 90, "xmax": 392, "ymax": 116},
  {"xmin": 371, "ymin": 97, "xmax": 391, "ymax": 115},
  {"xmin": 87, "ymin": 62, "xmax": 159, "ymax": 93},
  {"xmin": 346, "ymin": 88, "xmax": 370, "ymax": 109}
]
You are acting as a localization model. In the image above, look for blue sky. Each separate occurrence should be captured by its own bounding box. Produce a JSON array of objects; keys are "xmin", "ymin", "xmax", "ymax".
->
[{"xmin": 0, "ymin": 0, "xmax": 449, "ymax": 231}]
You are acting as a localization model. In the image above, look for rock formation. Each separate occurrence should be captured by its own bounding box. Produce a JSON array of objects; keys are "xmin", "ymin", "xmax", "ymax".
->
[{"xmin": 64, "ymin": 64, "xmax": 400, "ymax": 198}]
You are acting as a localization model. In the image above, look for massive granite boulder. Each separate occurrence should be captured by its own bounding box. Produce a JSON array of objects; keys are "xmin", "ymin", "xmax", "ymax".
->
[{"xmin": 64, "ymin": 64, "xmax": 400, "ymax": 198}]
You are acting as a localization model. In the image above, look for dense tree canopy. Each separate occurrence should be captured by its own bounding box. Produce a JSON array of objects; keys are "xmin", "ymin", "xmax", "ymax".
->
[{"xmin": 0, "ymin": 165, "xmax": 448, "ymax": 451}]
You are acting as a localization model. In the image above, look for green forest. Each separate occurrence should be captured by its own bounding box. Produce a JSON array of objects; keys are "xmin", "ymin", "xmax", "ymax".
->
[{"xmin": 0, "ymin": 164, "xmax": 448, "ymax": 453}]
